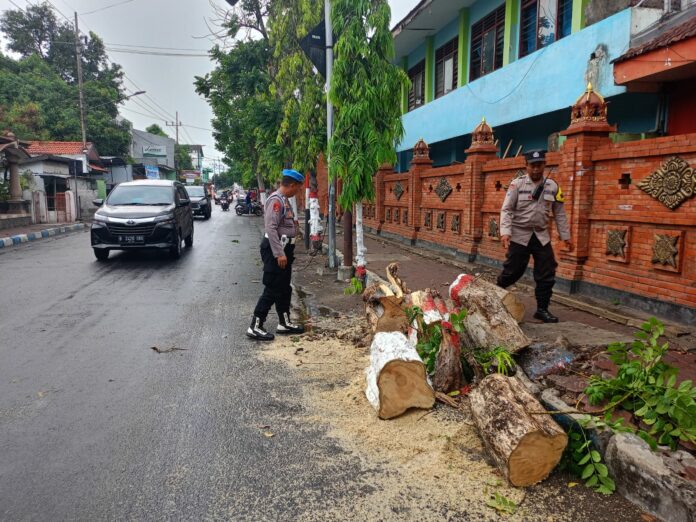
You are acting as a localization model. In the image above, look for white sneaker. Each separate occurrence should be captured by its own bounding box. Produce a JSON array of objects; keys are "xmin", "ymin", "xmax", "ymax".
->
[
  {"xmin": 246, "ymin": 317, "xmax": 275, "ymax": 341},
  {"xmin": 276, "ymin": 313, "xmax": 304, "ymax": 334}
]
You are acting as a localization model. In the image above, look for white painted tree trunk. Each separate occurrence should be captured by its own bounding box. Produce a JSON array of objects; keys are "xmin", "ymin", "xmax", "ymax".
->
[
  {"xmin": 355, "ymin": 202, "xmax": 366, "ymax": 266},
  {"xmin": 309, "ymin": 196, "xmax": 323, "ymax": 239},
  {"xmin": 365, "ymin": 331, "xmax": 435, "ymax": 419}
]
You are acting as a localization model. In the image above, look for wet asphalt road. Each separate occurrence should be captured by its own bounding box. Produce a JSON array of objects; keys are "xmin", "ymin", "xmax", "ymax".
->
[{"xmin": 0, "ymin": 209, "xmax": 366, "ymax": 521}]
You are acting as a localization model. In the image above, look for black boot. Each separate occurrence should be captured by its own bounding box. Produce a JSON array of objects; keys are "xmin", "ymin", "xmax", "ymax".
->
[
  {"xmin": 246, "ymin": 316, "xmax": 275, "ymax": 341},
  {"xmin": 276, "ymin": 312, "xmax": 305, "ymax": 335},
  {"xmin": 534, "ymin": 308, "xmax": 559, "ymax": 323}
]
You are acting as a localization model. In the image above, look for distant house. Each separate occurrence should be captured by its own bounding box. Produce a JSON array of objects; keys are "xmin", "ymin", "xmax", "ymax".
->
[
  {"xmin": 24, "ymin": 141, "xmax": 107, "ymax": 221},
  {"xmin": 130, "ymin": 129, "xmax": 177, "ymax": 180}
]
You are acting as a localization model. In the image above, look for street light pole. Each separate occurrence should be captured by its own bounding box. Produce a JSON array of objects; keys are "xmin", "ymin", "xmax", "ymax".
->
[{"xmin": 325, "ymin": 0, "xmax": 337, "ymax": 269}]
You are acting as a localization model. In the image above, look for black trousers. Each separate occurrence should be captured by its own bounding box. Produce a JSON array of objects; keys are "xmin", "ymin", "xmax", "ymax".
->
[
  {"xmin": 496, "ymin": 234, "xmax": 558, "ymax": 309},
  {"xmin": 253, "ymin": 238, "xmax": 295, "ymax": 321}
]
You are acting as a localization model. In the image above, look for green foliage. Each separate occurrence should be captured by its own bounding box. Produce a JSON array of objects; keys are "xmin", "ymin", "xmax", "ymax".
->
[
  {"xmin": 20, "ymin": 171, "xmax": 35, "ymax": 191},
  {"xmin": 562, "ymin": 417, "xmax": 616, "ymax": 495},
  {"xmin": 485, "ymin": 492, "xmax": 517, "ymax": 515},
  {"xmin": 146, "ymin": 124, "xmax": 168, "ymax": 137},
  {"xmin": 175, "ymin": 144, "xmax": 194, "ymax": 172},
  {"xmin": 406, "ymin": 306, "xmax": 470, "ymax": 375},
  {"xmin": 268, "ymin": 0, "xmax": 326, "ymax": 174},
  {"xmin": 343, "ymin": 277, "xmax": 364, "ymax": 296},
  {"xmin": 329, "ymin": 0, "xmax": 409, "ymax": 208},
  {"xmin": 195, "ymin": 35, "xmax": 282, "ymax": 190},
  {"xmin": 0, "ymin": 3, "xmax": 129, "ymax": 156},
  {"xmin": 584, "ymin": 317, "xmax": 696, "ymax": 450},
  {"xmin": 475, "ymin": 346, "xmax": 516, "ymax": 376},
  {"xmin": 0, "ymin": 181, "xmax": 9, "ymax": 201}
]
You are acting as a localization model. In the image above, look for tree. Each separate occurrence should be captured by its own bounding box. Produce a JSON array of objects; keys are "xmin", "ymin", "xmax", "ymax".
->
[
  {"xmin": 267, "ymin": 0, "xmax": 326, "ymax": 174},
  {"xmin": 145, "ymin": 123, "xmax": 168, "ymax": 137},
  {"xmin": 175, "ymin": 144, "xmax": 194, "ymax": 171},
  {"xmin": 328, "ymin": 0, "xmax": 408, "ymax": 269},
  {"xmin": 195, "ymin": 16, "xmax": 282, "ymax": 193},
  {"xmin": 0, "ymin": 3, "xmax": 129, "ymax": 156}
]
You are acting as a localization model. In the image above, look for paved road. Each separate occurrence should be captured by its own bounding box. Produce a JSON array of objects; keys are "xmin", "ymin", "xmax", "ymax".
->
[{"xmin": 0, "ymin": 209, "xmax": 365, "ymax": 520}]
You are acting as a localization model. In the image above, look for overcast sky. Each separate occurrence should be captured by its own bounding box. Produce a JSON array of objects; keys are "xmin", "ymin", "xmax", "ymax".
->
[{"xmin": 0, "ymin": 0, "xmax": 419, "ymax": 167}]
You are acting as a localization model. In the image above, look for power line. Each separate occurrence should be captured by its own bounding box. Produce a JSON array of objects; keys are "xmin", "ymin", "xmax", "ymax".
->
[
  {"xmin": 106, "ymin": 42, "xmax": 209, "ymax": 52},
  {"xmin": 80, "ymin": 0, "xmax": 135, "ymax": 16},
  {"xmin": 105, "ymin": 48, "xmax": 209, "ymax": 57}
]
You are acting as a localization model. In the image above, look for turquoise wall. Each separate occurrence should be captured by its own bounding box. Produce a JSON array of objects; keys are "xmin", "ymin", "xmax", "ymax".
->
[
  {"xmin": 407, "ymin": 42, "xmax": 426, "ymax": 69},
  {"xmin": 398, "ymin": 9, "xmax": 633, "ymax": 152}
]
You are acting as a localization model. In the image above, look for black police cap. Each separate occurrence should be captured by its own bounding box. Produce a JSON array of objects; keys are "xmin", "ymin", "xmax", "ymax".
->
[{"xmin": 524, "ymin": 149, "xmax": 547, "ymax": 164}]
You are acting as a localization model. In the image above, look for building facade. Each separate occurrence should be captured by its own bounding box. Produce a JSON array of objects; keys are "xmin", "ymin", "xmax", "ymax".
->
[{"xmin": 392, "ymin": 0, "xmax": 684, "ymax": 170}]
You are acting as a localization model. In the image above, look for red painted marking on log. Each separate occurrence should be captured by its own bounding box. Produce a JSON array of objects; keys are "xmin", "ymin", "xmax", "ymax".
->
[{"xmin": 449, "ymin": 274, "xmax": 475, "ymax": 304}]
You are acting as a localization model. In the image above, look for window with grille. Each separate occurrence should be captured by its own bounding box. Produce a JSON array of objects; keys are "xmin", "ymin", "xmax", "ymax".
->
[
  {"xmin": 470, "ymin": 5, "xmax": 505, "ymax": 81},
  {"xmin": 435, "ymin": 37, "xmax": 458, "ymax": 98},
  {"xmin": 520, "ymin": 0, "xmax": 573, "ymax": 58},
  {"xmin": 408, "ymin": 60, "xmax": 425, "ymax": 111}
]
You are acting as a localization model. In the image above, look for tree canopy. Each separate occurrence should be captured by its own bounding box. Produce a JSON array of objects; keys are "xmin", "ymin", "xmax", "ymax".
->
[
  {"xmin": 328, "ymin": 0, "xmax": 407, "ymax": 208},
  {"xmin": 0, "ymin": 2, "xmax": 130, "ymax": 156}
]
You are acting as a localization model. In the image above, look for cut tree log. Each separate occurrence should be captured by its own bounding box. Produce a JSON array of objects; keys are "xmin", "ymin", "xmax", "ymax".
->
[
  {"xmin": 365, "ymin": 331, "xmax": 435, "ymax": 419},
  {"xmin": 433, "ymin": 329, "xmax": 463, "ymax": 393},
  {"xmin": 469, "ymin": 373, "xmax": 567, "ymax": 487},
  {"xmin": 450, "ymin": 274, "xmax": 525, "ymax": 323},
  {"xmin": 449, "ymin": 274, "xmax": 530, "ymax": 353},
  {"xmin": 362, "ymin": 264, "xmax": 411, "ymax": 335}
]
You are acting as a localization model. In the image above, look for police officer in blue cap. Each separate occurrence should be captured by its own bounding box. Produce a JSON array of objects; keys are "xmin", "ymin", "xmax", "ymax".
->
[{"xmin": 248, "ymin": 169, "xmax": 306, "ymax": 340}]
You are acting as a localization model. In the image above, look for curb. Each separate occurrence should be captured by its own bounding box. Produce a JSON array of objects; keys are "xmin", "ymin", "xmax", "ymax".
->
[{"xmin": 0, "ymin": 224, "xmax": 87, "ymax": 250}]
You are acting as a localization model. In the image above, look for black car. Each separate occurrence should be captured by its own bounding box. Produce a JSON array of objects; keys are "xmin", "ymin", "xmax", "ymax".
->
[
  {"xmin": 90, "ymin": 180, "xmax": 194, "ymax": 261},
  {"xmin": 185, "ymin": 185, "xmax": 212, "ymax": 220}
]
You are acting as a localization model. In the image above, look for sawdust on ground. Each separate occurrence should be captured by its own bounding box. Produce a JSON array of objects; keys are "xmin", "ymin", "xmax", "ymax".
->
[{"xmin": 261, "ymin": 314, "xmax": 571, "ymax": 522}]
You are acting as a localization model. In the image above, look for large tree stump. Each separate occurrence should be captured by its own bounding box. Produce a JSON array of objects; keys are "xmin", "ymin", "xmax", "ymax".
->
[
  {"xmin": 365, "ymin": 332, "xmax": 435, "ymax": 419},
  {"xmin": 363, "ymin": 263, "xmax": 411, "ymax": 335},
  {"xmin": 469, "ymin": 374, "xmax": 567, "ymax": 487},
  {"xmin": 449, "ymin": 274, "xmax": 530, "ymax": 353}
]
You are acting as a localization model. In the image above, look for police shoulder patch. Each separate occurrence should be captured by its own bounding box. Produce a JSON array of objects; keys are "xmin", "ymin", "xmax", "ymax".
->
[
  {"xmin": 555, "ymin": 185, "xmax": 565, "ymax": 203},
  {"xmin": 272, "ymin": 201, "xmax": 281, "ymax": 213}
]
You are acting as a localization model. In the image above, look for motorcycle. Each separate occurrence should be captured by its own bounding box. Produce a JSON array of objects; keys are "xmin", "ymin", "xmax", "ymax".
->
[
  {"xmin": 221, "ymin": 197, "xmax": 230, "ymax": 211},
  {"xmin": 235, "ymin": 200, "xmax": 263, "ymax": 216}
]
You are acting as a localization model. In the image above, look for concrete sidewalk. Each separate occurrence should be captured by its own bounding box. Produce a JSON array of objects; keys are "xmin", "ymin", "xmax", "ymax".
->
[{"xmin": 0, "ymin": 223, "xmax": 87, "ymax": 250}]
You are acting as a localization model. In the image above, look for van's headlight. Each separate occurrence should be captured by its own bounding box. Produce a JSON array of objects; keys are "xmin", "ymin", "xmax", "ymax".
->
[
  {"xmin": 93, "ymin": 213, "xmax": 108, "ymax": 223},
  {"xmin": 154, "ymin": 213, "xmax": 175, "ymax": 224}
]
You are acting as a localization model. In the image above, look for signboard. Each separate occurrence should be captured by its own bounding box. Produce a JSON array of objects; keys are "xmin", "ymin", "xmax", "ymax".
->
[
  {"xmin": 145, "ymin": 165, "xmax": 159, "ymax": 179},
  {"xmin": 300, "ymin": 18, "xmax": 327, "ymax": 78},
  {"xmin": 143, "ymin": 145, "xmax": 167, "ymax": 158},
  {"xmin": 183, "ymin": 171, "xmax": 199, "ymax": 179}
]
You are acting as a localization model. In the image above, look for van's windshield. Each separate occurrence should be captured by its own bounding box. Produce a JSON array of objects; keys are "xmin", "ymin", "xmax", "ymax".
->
[{"xmin": 107, "ymin": 185, "xmax": 174, "ymax": 206}]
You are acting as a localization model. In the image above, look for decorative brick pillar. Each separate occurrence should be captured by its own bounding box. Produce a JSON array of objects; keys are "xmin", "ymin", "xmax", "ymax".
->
[
  {"xmin": 464, "ymin": 118, "xmax": 499, "ymax": 260},
  {"xmin": 374, "ymin": 163, "xmax": 391, "ymax": 233},
  {"xmin": 557, "ymin": 83, "xmax": 615, "ymax": 290},
  {"xmin": 409, "ymin": 139, "xmax": 432, "ymax": 243}
]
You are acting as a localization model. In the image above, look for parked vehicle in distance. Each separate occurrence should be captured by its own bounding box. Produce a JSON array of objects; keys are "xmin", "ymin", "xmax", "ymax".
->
[
  {"xmin": 185, "ymin": 185, "xmax": 212, "ymax": 220},
  {"xmin": 90, "ymin": 180, "xmax": 194, "ymax": 261},
  {"xmin": 235, "ymin": 199, "xmax": 263, "ymax": 216}
]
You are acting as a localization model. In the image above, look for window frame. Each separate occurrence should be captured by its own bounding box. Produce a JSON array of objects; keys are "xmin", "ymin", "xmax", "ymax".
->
[
  {"xmin": 519, "ymin": 0, "xmax": 573, "ymax": 59},
  {"xmin": 407, "ymin": 60, "xmax": 426, "ymax": 111},
  {"xmin": 469, "ymin": 5, "xmax": 506, "ymax": 82},
  {"xmin": 435, "ymin": 37, "xmax": 458, "ymax": 99}
]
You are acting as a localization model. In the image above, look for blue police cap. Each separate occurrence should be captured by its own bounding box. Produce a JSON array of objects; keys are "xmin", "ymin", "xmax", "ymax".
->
[
  {"xmin": 282, "ymin": 169, "xmax": 305, "ymax": 184},
  {"xmin": 524, "ymin": 149, "xmax": 547, "ymax": 164}
]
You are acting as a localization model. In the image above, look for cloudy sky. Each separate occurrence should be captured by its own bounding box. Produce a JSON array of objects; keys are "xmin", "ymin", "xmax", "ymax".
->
[{"xmin": 0, "ymin": 0, "xmax": 420, "ymax": 168}]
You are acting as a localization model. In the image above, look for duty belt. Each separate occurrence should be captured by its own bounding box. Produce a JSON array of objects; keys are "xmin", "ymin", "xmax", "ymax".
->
[{"xmin": 265, "ymin": 233, "xmax": 296, "ymax": 245}]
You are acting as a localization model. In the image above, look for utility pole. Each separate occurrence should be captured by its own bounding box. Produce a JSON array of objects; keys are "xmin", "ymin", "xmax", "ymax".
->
[
  {"xmin": 325, "ymin": 0, "xmax": 337, "ymax": 269},
  {"xmin": 74, "ymin": 12, "xmax": 86, "ymax": 221},
  {"xmin": 167, "ymin": 111, "xmax": 182, "ymax": 144}
]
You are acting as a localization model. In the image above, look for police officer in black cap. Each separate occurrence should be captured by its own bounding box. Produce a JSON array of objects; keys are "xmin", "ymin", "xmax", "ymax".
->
[
  {"xmin": 247, "ymin": 169, "xmax": 306, "ymax": 340},
  {"xmin": 497, "ymin": 150, "xmax": 574, "ymax": 323}
]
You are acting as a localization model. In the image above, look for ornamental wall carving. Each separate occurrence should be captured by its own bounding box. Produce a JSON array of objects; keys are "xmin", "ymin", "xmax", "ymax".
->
[{"xmin": 638, "ymin": 156, "xmax": 696, "ymax": 210}]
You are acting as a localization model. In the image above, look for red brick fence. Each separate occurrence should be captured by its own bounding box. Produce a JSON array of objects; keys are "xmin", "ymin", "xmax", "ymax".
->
[{"xmin": 356, "ymin": 87, "xmax": 696, "ymax": 324}]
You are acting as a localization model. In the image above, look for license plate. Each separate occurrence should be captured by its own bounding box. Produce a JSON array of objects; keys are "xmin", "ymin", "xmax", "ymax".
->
[{"xmin": 119, "ymin": 235, "xmax": 144, "ymax": 244}]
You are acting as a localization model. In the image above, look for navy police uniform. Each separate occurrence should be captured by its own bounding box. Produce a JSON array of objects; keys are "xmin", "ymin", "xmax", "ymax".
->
[{"xmin": 248, "ymin": 169, "xmax": 305, "ymax": 340}]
